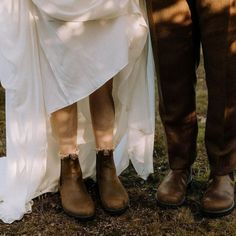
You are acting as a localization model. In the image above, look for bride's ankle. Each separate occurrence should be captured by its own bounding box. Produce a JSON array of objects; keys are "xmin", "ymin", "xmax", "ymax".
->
[
  {"xmin": 95, "ymin": 147, "xmax": 114, "ymax": 155},
  {"xmin": 58, "ymin": 146, "xmax": 79, "ymax": 160}
]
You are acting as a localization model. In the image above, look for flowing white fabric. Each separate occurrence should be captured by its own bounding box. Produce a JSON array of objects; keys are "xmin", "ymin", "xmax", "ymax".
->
[{"xmin": 0, "ymin": 0, "xmax": 155, "ymax": 223}]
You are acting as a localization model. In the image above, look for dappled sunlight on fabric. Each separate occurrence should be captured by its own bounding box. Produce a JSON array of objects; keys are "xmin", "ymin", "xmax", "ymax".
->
[
  {"xmin": 104, "ymin": 0, "xmax": 116, "ymax": 10},
  {"xmin": 199, "ymin": 0, "xmax": 229, "ymax": 13},
  {"xmin": 152, "ymin": 1, "xmax": 191, "ymax": 26},
  {"xmin": 32, "ymin": 0, "xmax": 140, "ymax": 22},
  {"xmin": 57, "ymin": 22, "xmax": 85, "ymax": 41},
  {"xmin": 8, "ymin": 118, "xmax": 45, "ymax": 150},
  {"xmin": 230, "ymin": 41, "xmax": 236, "ymax": 54}
]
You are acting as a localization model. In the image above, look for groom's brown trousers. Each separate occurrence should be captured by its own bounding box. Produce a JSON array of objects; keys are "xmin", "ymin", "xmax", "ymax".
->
[{"xmin": 147, "ymin": 0, "xmax": 236, "ymax": 175}]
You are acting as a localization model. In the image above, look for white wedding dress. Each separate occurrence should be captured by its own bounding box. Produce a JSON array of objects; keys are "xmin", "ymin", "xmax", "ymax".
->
[{"xmin": 0, "ymin": 0, "xmax": 155, "ymax": 223}]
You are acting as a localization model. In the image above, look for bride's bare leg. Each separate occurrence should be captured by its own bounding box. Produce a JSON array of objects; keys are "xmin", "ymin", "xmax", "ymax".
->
[
  {"xmin": 51, "ymin": 103, "xmax": 95, "ymax": 220},
  {"xmin": 51, "ymin": 103, "xmax": 78, "ymax": 154},
  {"xmin": 89, "ymin": 79, "xmax": 114, "ymax": 149},
  {"xmin": 89, "ymin": 79, "xmax": 129, "ymax": 215}
]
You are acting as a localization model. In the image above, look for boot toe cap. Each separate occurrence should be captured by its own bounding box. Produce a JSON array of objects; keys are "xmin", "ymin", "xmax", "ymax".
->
[
  {"xmin": 61, "ymin": 195, "xmax": 95, "ymax": 218},
  {"xmin": 101, "ymin": 193, "xmax": 129, "ymax": 213},
  {"xmin": 156, "ymin": 188, "xmax": 185, "ymax": 206},
  {"xmin": 201, "ymin": 195, "xmax": 234, "ymax": 213},
  {"xmin": 63, "ymin": 202, "xmax": 95, "ymax": 218}
]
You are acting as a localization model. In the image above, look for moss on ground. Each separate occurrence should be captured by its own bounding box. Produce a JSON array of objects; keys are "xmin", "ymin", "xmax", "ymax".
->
[{"xmin": 0, "ymin": 58, "xmax": 236, "ymax": 236}]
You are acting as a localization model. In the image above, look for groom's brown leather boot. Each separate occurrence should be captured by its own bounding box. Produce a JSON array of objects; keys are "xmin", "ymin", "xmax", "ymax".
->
[
  {"xmin": 60, "ymin": 155, "xmax": 95, "ymax": 220},
  {"xmin": 156, "ymin": 168, "xmax": 192, "ymax": 207},
  {"xmin": 96, "ymin": 150, "xmax": 129, "ymax": 215},
  {"xmin": 201, "ymin": 173, "xmax": 235, "ymax": 216}
]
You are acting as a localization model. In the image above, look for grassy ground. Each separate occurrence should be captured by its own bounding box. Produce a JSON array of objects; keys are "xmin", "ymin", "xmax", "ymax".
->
[
  {"xmin": 0, "ymin": 58, "xmax": 236, "ymax": 236},
  {"xmin": 0, "ymin": 86, "xmax": 5, "ymax": 156}
]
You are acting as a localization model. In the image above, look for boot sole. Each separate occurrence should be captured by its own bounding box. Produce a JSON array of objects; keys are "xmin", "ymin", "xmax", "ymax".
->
[
  {"xmin": 156, "ymin": 197, "xmax": 185, "ymax": 208},
  {"xmin": 63, "ymin": 208, "xmax": 95, "ymax": 221},
  {"xmin": 201, "ymin": 202, "xmax": 235, "ymax": 218},
  {"xmin": 95, "ymin": 183, "xmax": 129, "ymax": 216},
  {"xmin": 102, "ymin": 204, "xmax": 129, "ymax": 216}
]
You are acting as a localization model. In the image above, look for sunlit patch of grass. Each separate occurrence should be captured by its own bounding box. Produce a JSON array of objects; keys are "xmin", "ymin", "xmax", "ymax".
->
[{"xmin": 195, "ymin": 57, "xmax": 210, "ymax": 184}]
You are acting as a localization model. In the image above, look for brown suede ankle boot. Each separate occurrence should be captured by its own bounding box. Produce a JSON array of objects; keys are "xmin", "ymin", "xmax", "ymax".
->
[
  {"xmin": 201, "ymin": 173, "xmax": 235, "ymax": 217},
  {"xmin": 60, "ymin": 154, "xmax": 95, "ymax": 220},
  {"xmin": 96, "ymin": 149, "xmax": 129, "ymax": 215},
  {"xmin": 156, "ymin": 168, "xmax": 192, "ymax": 207}
]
